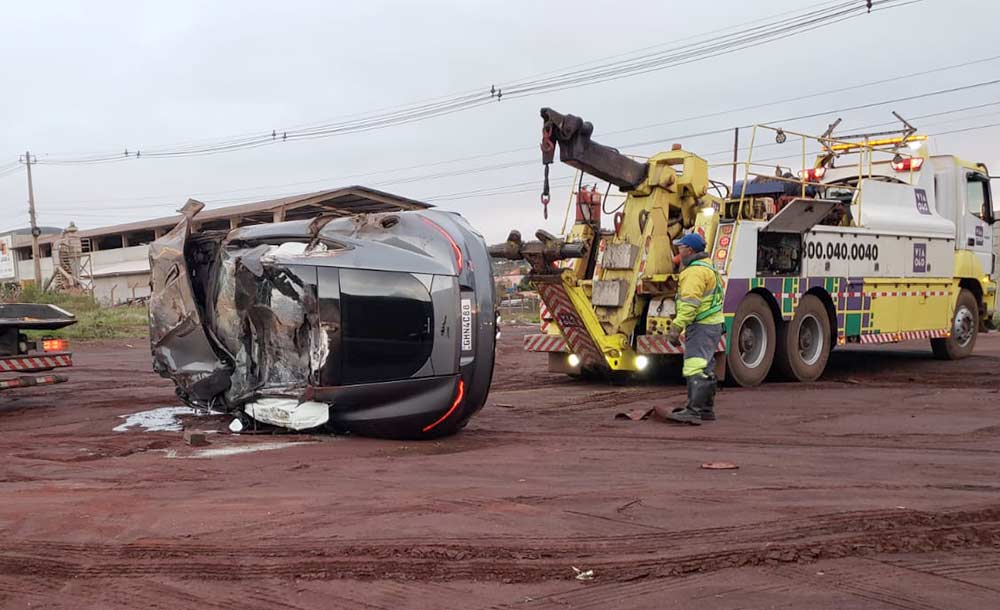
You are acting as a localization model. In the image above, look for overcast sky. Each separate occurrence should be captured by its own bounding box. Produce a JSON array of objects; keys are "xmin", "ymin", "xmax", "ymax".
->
[{"xmin": 2, "ymin": 0, "xmax": 998, "ymax": 242}]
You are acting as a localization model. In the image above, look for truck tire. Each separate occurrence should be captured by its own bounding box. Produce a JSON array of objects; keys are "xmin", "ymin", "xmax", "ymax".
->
[
  {"xmin": 773, "ymin": 295, "xmax": 831, "ymax": 382},
  {"xmin": 727, "ymin": 294, "xmax": 776, "ymax": 387},
  {"xmin": 931, "ymin": 288, "xmax": 978, "ymax": 360}
]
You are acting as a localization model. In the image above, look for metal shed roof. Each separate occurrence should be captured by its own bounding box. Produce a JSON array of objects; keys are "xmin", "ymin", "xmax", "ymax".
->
[{"xmin": 13, "ymin": 185, "xmax": 431, "ymax": 248}]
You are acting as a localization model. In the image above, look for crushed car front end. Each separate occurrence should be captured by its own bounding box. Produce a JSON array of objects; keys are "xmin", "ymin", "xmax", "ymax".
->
[{"xmin": 149, "ymin": 200, "xmax": 496, "ymax": 439}]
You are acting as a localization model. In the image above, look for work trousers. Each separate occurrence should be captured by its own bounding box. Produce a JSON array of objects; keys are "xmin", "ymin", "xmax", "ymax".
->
[{"xmin": 683, "ymin": 322, "xmax": 724, "ymax": 378}]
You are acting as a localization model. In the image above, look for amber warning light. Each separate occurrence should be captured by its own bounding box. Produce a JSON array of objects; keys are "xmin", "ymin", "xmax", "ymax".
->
[{"xmin": 42, "ymin": 339, "xmax": 69, "ymax": 352}]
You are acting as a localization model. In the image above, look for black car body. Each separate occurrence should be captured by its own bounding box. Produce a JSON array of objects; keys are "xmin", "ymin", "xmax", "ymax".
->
[{"xmin": 149, "ymin": 200, "xmax": 496, "ymax": 438}]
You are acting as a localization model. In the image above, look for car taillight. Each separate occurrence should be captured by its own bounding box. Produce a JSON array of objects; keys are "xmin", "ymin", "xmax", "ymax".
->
[
  {"xmin": 892, "ymin": 157, "xmax": 924, "ymax": 172},
  {"xmin": 43, "ymin": 338, "xmax": 69, "ymax": 352},
  {"xmin": 421, "ymin": 217, "xmax": 463, "ymax": 273},
  {"xmin": 422, "ymin": 379, "xmax": 466, "ymax": 433},
  {"xmin": 798, "ymin": 167, "xmax": 826, "ymax": 182}
]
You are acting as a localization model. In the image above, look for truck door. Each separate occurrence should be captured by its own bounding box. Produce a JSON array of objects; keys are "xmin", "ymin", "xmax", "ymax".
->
[{"xmin": 964, "ymin": 169, "xmax": 995, "ymax": 275}]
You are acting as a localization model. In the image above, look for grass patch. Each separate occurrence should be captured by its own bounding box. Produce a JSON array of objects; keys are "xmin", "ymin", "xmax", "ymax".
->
[{"xmin": 12, "ymin": 286, "xmax": 149, "ymax": 340}]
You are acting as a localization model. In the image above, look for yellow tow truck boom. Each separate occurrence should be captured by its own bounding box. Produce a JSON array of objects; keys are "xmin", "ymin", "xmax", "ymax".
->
[{"xmin": 490, "ymin": 108, "xmax": 722, "ymax": 374}]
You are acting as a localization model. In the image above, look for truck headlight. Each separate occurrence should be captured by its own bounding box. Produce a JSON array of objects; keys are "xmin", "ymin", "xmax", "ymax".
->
[
  {"xmin": 568, "ymin": 354, "xmax": 581, "ymax": 367},
  {"xmin": 635, "ymin": 355, "xmax": 649, "ymax": 371}
]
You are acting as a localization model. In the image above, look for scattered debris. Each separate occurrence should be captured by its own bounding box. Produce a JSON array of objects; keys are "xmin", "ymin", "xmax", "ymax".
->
[
  {"xmin": 614, "ymin": 407, "xmax": 653, "ymax": 421},
  {"xmin": 244, "ymin": 398, "xmax": 330, "ymax": 430},
  {"xmin": 701, "ymin": 462, "xmax": 740, "ymax": 470},
  {"xmin": 183, "ymin": 431, "xmax": 209, "ymax": 447},
  {"xmin": 572, "ymin": 566, "xmax": 595, "ymax": 581},
  {"xmin": 113, "ymin": 406, "xmax": 205, "ymax": 433}
]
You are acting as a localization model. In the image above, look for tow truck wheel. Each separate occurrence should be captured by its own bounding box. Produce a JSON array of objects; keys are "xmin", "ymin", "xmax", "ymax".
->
[
  {"xmin": 931, "ymin": 288, "xmax": 979, "ymax": 360},
  {"xmin": 773, "ymin": 295, "xmax": 831, "ymax": 382},
  {"xmin": 726, "ymin": 294, "xmax": 776, "ymax": 387}
]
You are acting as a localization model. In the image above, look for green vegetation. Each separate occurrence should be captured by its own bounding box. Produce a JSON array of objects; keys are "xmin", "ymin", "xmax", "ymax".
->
[{"xmin": 14, "ymin": 286, "xmax": 149, "ymax": 340}]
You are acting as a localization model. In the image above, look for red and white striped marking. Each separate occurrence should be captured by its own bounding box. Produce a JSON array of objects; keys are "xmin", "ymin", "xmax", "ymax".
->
[
  {"xmin": 870, "ymin": 290, "xmax": 950, "ymax": 298},
  {"xmin": 536, "ymin": 283, "xmax": 605, "ymax": 368},
  {"xmin": 539, "ymin": 302, "xmax": 553, "ymax": 333},
  {"xmin": 859, "ymin": 329, "xmax": 949, "ymax": 344},
  {"xmin": 0, "ymin": 374, "xmax": 67, "ymax": 390},
  {"xmin": 637, "ymin": 335, "xmax": 728, "ymax": 355},
  {"xmin": 592, "ymin": 238, "xmax": 606, "ymax": 279},
  {"xmin": 772, "ymin": 290, "xmax": 950, "ymax": 301},
  {"xmin": 0, "ymin": 353, "xmax": 72, "ymax": 373},
  {"xmin": 524, "ymin": 334, "xmax": 569, "ymax": 352}
]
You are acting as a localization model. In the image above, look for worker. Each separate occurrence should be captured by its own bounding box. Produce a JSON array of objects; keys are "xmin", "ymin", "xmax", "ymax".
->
[{"xmin": 656, "ymin": 232, "xmax": 724, "ymax": 425}]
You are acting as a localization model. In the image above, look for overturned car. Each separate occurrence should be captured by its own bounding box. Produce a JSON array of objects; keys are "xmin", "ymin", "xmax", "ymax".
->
[{"xmin": 149, "ymin": 199, "xmax": 496, "ymax": 439}]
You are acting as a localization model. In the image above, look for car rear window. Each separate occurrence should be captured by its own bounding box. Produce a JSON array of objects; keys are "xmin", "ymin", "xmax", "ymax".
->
[{"xmin": 340, "ymin": 268, "xmax": 434, "ymax": 384}]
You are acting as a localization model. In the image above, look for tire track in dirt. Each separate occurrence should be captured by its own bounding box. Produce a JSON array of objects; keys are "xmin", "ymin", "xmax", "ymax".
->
[
  {"xmin": 3, "ymin": 506, "xmax": 999, "ymax": 584},
  {"xmin": 481, "ymin": 426, "xmax": 1000, "ymax": 454},
  {"xmin": 0, "ymin": 507, "xmax": 937, "ymax": 559}
]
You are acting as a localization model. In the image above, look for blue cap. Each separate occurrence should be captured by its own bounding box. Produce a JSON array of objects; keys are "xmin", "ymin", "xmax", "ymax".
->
[{"xmin": 673, "ymin": 232, "xmax": 706, "ymax": 252}]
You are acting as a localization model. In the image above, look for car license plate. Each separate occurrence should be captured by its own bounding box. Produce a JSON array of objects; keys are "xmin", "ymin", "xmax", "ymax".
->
[{"xmin": 461, "ymin": 298, "xmax": 473, "ymax": 352}]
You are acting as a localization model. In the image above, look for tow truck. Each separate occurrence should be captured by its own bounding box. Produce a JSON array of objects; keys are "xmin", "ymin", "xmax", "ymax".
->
[
  {"xmin": 0, "ymin": 303, "xmax": 76, "ymax": 391},
  {"xmin": 491, "ymin": 108, "xmax": 997, "ymax": 385}
]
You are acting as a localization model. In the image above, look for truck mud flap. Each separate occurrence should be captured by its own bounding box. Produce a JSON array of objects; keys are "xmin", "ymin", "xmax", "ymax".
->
[{"xmin": 536, "ymin": 282, "xmax": 606, "ymax": 369}]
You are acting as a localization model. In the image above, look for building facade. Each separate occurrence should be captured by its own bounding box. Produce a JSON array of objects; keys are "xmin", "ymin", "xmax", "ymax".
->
[{"xmin": 1, "ymin": 186, "xmax": 430, "ymax": 304}]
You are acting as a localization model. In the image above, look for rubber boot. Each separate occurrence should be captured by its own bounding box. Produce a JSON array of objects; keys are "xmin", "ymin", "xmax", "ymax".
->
[
  {"xmin": 670, "ymin": 381, "xmax": 693, "ymax": 415},
  {"xmin": 665, "ymin": 376, "xmax": 703, "ymax": 425},
  {"xmin": 700, "ymin": 374, "xmax": 717, "ymax": 422}
]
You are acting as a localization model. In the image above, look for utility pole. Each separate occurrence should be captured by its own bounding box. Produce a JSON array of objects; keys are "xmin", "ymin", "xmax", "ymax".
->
[
  {"xmin": 731, "ymin": 127, "xmax": 740, "ymax": 187},
  {"xmin": 22, "ymin": 151, "xmax": 42, "ymax": 287}
]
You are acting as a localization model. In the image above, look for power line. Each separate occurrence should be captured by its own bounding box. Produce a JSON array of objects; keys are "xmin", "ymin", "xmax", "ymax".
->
[
  {"xmin": 596, "ymin": 55, "xmax": 1000, "ymax": 140},
  {"xmin": 397, "ymin": 119, "xmax": 1000, "ymax": 205},
  {"xmin": 500, "ymin": 0, "xmax": 916, "ymax": 99},
  {"xmin": 39, "ymin": 112, "xmax": 998, "ymax": 222},
  {"xmin": 36, "ymin": 91, "xmax": 1000, "ymax": 223},
  {"xmin": 28, "ymin": 0, "xmax": 916, "ymax": 166},
  {"xmin": 38, "ymin": 59, "xmax": 1000, "ymax": 214}
]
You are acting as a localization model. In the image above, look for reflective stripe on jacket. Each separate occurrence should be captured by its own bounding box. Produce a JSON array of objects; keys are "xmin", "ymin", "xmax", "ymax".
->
[{"xmin": 672, "ymin": 254, "xmax": 724, "ymax": 330}]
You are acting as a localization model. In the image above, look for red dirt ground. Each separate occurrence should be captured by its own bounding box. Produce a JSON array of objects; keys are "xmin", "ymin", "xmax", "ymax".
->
[{"xmin": 1, "ymin": 329, "xmax": 999, "ymax": 609}]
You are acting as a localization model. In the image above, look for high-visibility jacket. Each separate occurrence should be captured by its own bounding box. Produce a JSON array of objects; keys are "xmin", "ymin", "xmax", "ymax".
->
[{"xmin": 672, "ymin": 254, "xmax": 724, "ymax": 330}]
